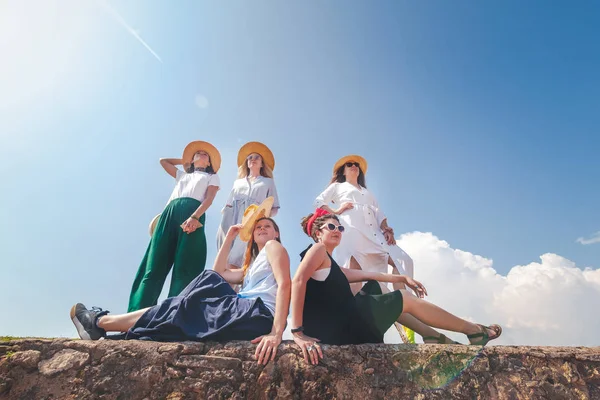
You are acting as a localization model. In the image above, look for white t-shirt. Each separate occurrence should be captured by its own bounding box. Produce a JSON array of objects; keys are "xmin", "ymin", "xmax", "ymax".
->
[{"xmin": 168, "ymin": 169, "xmax": 220, "ymax": 203}]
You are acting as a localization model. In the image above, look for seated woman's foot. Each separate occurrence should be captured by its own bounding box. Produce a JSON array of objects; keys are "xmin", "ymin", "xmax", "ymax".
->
[
  {"xmin": 70, "ymin": 303, "xmax": 109, "ymax": 340},
  {"xmin": 422, "ymin": 333, "xmax": 461, "ymax": 344},
  {"xmin": 467, "ymin": 324, "xmax": 502, "ymax": 346}
]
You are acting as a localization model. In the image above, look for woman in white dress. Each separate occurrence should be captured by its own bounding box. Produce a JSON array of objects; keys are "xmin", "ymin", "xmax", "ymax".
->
[
  {"xmin": 315, "ymin": 155, "xmax": 413, "ymax": 285},
  {"xmin": 315, "ymin": 155, "xmax": 447, "ymax": 343},
  {"xmin": 217, "ymin": 142, "xmax": 280, "ymax": 268}
]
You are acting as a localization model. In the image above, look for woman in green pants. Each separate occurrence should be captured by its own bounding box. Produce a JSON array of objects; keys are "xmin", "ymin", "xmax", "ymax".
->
[{"xmin": 128, "ymin": 141, "xmax": 221, "ymax": 312}]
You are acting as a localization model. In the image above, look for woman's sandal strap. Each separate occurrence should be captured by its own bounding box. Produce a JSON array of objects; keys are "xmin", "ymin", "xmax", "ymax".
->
[{"xmin": 468, "ymin": 324, "xmax": 492, "ymax": 345}]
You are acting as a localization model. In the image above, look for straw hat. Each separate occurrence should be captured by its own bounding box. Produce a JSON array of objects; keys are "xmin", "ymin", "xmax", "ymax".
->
[
  {"xmin": 149, "ymin": 214, "xmax": 161, "ymax": 236},
  {"xmin": 182, "ymin": 141, "xmax": 222, "ymax": 173},
  {"xmin": 333, "ymin": 154, "xmax": 368, "ymax": 174},
  {"xmin": 237, "ymin": 142, "xmax": 275, "ymax": 171},
  {"xmin": 239, "ymin": 197, "xmax": 275, "ymax": 242}
]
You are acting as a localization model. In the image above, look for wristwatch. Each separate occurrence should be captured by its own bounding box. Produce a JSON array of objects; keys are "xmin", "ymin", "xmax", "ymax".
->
[{"xmin": 291, "ymin": 326, "xmax": 304, "ymax": 334}]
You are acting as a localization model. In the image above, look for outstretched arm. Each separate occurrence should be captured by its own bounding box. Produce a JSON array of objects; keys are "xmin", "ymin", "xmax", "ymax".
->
[
  {"xmin": 251, "ymin": 240, "xmax": 291, "ymax": 365},
  {"xmin": 340, "ymin": 268, "xmax": 427, "ymax": 298}
]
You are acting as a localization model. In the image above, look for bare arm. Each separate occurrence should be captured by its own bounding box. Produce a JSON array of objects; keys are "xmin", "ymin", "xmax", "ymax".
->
[
  {"xmin": 380, "ymin": 218, "xmax": 390, "ymax": 231},
  {"xmin": 191, "ymin": 185, "xmax": 219, "ymax": 220},
  {"xmin": 290, "ymin": 244, "xmax": 327, "ymax": 329},
  {"xmin": 251, "ymin": 240, "xmax": 291, "ymax": 365},
  {"xmin": 212, "ymin": 225, "xmax": 244, "ymax": 284},
  {"xmin": 181, "ymin": 185, "xmax": 220, "ymax": 234},
  {"xmin": 315, "ymin": 183, "xmax": 351, "ymax": 215},
  {"xmin": 290, "ymin": 244, "xmax": 328, "ymax": 364},
  {"xmin": 160, "ymin": 158, "xmax": 183, "ymax": 179},
  {"xmin": 379, "ymin": 218, "xmax": 396, "ymax": 245},
  {"xmin": 265, "ymin": 241, "xmax": 291, "ymax": 338},
  {"xmin": 341, "ymin": 268, "xmax": 427, "ymax": 298},
  {"xmin": 341, "ymin": 268, "xmax": 403, "ymax": 284}
]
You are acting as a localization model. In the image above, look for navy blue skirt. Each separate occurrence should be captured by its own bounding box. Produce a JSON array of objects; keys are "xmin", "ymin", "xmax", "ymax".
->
[{"xmin": 123, "ymin": 270, "xmax": 274, "ymax": 342}]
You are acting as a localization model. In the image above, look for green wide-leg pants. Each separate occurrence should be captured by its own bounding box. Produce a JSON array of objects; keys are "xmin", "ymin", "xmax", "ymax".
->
[{"xmin": 128, "ymin": 197, "xmax": 207, "ymax": 312}]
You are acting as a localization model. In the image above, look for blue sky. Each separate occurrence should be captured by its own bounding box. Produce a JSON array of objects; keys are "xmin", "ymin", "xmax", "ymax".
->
[{"xmin": 0, "ymin": 0, "xmax": 598, "ymax": 339}]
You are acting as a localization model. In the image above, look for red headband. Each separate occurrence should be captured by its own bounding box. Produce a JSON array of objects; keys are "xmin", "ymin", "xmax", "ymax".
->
[{"xmin": 306, "ymin": 208, "xmax": 332, "ymax": 237}]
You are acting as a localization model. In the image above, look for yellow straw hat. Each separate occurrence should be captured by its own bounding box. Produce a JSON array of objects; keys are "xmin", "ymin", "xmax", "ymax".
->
[
  {"xmin": 182, "ymin": 141, "xmax": 222, "ymax": 173},
  {"xmin": 333, "ymin": 154, "xmax": 368, "ymax": 174},
  {"xmin": 239, "ymin": 197, "xmax": 275, "ymax": 242},
  {"xmin": 237, "ymin": 142, "xmax": 275, "ymax": 171}
]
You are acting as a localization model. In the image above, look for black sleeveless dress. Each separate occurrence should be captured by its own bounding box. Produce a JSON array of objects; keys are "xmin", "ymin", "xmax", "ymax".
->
[{"xmin": 300, "ymin": 245, "xmax": 404, "ymax": 345}]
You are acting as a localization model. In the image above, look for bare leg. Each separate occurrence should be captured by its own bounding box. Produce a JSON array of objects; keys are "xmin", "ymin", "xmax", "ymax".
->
[
  {"xmin": 97, "ymin": 308, "xmax": 149, "ymax": 332},
  {"xmin": 401, "ymin": 290, "xmax": 498, "ymax": 341},
  {"xmin": 378, "ymin": 261, "xmax": 443, "ymax": 342},
  {"xmin": 397, "ymin": 313, "xmax": 448, "ymax": 341}
]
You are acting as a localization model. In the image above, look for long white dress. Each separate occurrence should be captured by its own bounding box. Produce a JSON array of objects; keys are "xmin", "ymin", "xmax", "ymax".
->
[
  {"xmin": 314, "ymin": 182, "xmax": 413, "ymax": 278},
  {"xmin": 217, "ymin": 176, "xmax": 280, "ymax": 267}
]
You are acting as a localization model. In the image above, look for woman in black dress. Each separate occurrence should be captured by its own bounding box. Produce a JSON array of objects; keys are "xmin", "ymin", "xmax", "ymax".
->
[{"xmin": 289, "ymin": 209, "xmax": 501, "ymax": 365}]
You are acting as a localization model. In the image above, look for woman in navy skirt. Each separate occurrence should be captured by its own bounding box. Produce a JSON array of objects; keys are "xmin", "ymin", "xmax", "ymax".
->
[
  {"xmin": 71, "ymin": 198, "xmax": 291, "ymax": 365},
  {"xmin": 289, "ymin": 210, "xmax": 502, "ymax": 365}
]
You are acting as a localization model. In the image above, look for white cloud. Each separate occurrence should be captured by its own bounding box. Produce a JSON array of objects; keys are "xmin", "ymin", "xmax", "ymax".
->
[
  {"xmin": 195, "ymin": 94, "xmax": 209, "ymax": 109},
  {"xmin": 576, "ymin": 231, "xmax": 600, "ymax": 245},
  {"xmin": 390, "ymin": 232, "xmax": 600, "ymax": 346}
]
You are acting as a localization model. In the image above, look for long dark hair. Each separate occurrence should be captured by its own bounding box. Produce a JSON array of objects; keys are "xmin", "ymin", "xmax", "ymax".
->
[
  {"xmin": 242, "ymin": 217, "xmax": 281, "ymax": 276},
  {"xmin": 329, "ymin": 165, "xmax": 367, "ymax": 188},
  {"xmin": 186, "ymin": 155, "xmax": 215, "ymax": 174}
]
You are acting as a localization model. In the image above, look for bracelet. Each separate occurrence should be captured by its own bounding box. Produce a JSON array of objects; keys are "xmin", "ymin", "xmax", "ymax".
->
[
  {"xmin": 191, "ymin": 215, "xmax": 200, "ymax": 221},
  {"xmin": 291, "ymin": 326, "xmax": 304, "ymax": 334}
]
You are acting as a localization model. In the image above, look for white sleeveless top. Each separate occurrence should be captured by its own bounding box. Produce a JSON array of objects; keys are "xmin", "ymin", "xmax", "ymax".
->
[
  {"xmin": 237, "ymin": 247, "xmax": 278, "ymax": 315},
  {"xmin": 311, "ymin": 268, "xmax": 331, "ymax": 281}
]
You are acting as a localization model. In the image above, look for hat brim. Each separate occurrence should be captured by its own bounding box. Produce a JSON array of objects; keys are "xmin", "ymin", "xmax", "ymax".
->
[
  {"xmin": 333, "ymin": 155, "xmax": 368, "ymax": 175},
  {"xmin": 237, "ymin": 142, "xmax": 275, "ymax": 171},
  {"xmin": 239, "ymin": 197, "xmax": 275, "ymax": 242},
  {"xmin": 149, "ymin": 214, "xmax": 161, "ymax": 236},
  {"xmin": 182, "ymin": 141, "xmax": 222, "ymax": 173}
]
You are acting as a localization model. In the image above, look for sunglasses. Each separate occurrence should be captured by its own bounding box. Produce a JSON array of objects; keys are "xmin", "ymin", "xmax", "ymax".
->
[
  {"xmin": 320, "ymin": 223, "xmax": 345, "ymax": 233},
  {"xmin": 345, "ymin": 162, "xmax": 360, "ymax": 168},
  {"xmin": 247, "ymin": 154, "xmax": 262, "ymax": 161}
]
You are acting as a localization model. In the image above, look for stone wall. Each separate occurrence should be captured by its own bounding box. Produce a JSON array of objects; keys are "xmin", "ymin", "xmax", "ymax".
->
[{"xmin": 1, "ymin": 339, "xmax": 599, "ymax": 399}]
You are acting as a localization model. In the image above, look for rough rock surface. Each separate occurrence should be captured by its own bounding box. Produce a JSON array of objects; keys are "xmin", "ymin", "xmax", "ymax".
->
[{"xmin": 1, "ymin": 339, "xmax": 599, "ymax": 399}]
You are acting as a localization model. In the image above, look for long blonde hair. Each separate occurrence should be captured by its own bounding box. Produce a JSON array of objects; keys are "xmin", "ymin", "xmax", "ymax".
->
[
  {"xmin": 241, "ymin": 217, "xmax": 281, "ymax": 277},
  {"xmin": 237, "ymin": 160, "xmax": 274, "ymax": 179}
]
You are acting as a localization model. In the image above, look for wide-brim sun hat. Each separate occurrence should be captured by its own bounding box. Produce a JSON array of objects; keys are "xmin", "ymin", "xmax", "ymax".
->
[
  {"xmin": 333, "ymin": 154, "xmax": 368, "ymax": 174},
  {"xmin": 182, "ymin": 141, "xmax": 222, "ymax": 173},
  {"xmin": 237, "ymin": 142, "xmax": 275, "ymax": 171},
  {"xmin": 239, "ymin": 197, "xmax": 275, "ymax": 242}
]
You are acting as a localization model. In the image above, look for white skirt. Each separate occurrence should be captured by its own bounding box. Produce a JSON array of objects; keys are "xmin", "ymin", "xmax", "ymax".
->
[{"xmin": 333, "ymin": 223, "xmax": 413, "ymax": 278}]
